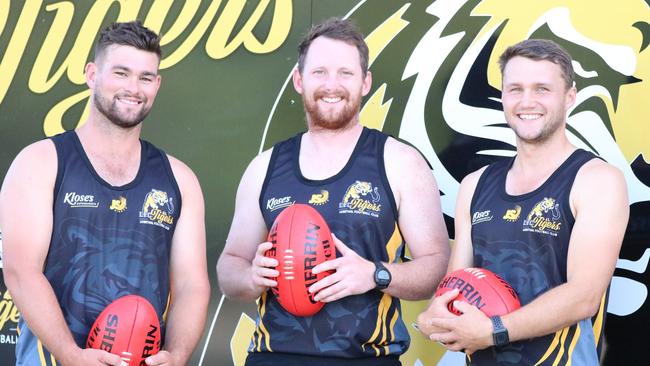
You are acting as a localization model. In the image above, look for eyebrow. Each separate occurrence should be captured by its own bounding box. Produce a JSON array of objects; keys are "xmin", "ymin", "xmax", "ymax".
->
[{"xmin": 112, "ymin": 65, "xmax": 158, "ymax": 77}]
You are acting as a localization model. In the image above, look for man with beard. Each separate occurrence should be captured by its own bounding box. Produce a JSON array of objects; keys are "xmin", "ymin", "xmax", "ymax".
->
[
  {"xmin": 0, "ymin": 21, "xmax": 210, "ymax": 366},
  {"xmin": 217, "ymin": 18, "xmax": 450, "ymax": 366},
  {"xmin": 417, "ymin": 39, "xmax": 629, "ymax": 365}
]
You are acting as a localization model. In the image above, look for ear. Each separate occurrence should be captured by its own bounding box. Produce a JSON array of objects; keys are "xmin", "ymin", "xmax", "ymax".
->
[
  {"xmin": 361, "ymin": 70, "xmax": 372, "ymax": 97},
  {"xmin": 154, "ymin": 74, "xmax": 162, "ymax": 93},
  {"xmin": 565, "ymin": 84, "xmax": 577, "ymax": 110},
  {"xmin": 85, "ymin": 62, "xmax": 97, "ymax": 89},
  {"xmin": 292, "ymin": 68, "xmax": 303, "ymax": 94}
]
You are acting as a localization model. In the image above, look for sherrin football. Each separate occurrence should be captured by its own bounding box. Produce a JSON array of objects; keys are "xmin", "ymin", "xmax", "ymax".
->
[
  {"xmin": 265, "ymin": 204, "xmax": 335, "ymax": 317},
  {"xmin": 435, "ymin": 267, "xmax": 521, "ymax": 317},
  {"xmin": 86, "ymin": 294, "xmax": 161, "ymax": 365}
]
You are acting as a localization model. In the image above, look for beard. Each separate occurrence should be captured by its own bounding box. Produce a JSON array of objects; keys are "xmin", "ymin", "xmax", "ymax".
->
[
  {"xmin": 510, "ymin": 115, "xmax": 564, "ymax": 144},
  {"xmin": 93, "ymin": 89, "xmax": 152, "ymax": 129},
  {"xmin": 302, "ymin": 87, "xmax": 360, "ymax": 130}
]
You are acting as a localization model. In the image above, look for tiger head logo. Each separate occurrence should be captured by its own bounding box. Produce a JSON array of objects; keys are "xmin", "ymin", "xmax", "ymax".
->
[
  {"xmin": 340, "ymin": 181, "xmax": 380, "ymax": 208},
  {"xmin": 142, "ymin": 189, "xmax": 172, "ymax": 216},
  {"xmin": 526, "ymin": 197, "xmax": 560, "ymax": 222}
]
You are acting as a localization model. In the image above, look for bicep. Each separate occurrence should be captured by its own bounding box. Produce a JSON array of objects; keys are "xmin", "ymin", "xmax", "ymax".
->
[
  {"xmin": 0, "ymin": 143, "xmax": 57, "ymax": 273},
  {"xmin": 386, "ymin": 142, "xmax": 449, "ymax": 259},
  {"xmin": 566, "ymin": 165, "xmax": 628, "ymax": 290},
  {"xmin": 221, "ymin": 155, "xmax": 270, "ymax": 262},
  {"xmin": 448, "ymin": 170, "xmax": 484, "ymax": 271},
  {"xmin": 168, "ymin": 166, "xmax": 208, "ymax": 287}
]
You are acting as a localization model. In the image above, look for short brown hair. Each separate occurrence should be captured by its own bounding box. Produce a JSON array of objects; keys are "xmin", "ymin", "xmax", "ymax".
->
[
  {"xmin": 297, "ymin": 17, "xmax": 369, "ymax": 77},
  {"xmin": 499, "ymin": 39, "xmax": 574, "ymax": 89},
  {"xmin": 95, "ymin": 21, "xmax": 161, "ymax": 61}
]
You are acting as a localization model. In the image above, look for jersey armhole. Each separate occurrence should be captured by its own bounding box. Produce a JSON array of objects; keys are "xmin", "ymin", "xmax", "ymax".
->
[
  {"xmin": 258, "ymin": 147, "xmax": 280, "ymax": 216},
  {"xmin": 158, "ymin": 148, "xmax": 183, "ymax": 220},
  {"xmin": 378, "ymin": 134, "xmax": 399, "ymax": 220}
]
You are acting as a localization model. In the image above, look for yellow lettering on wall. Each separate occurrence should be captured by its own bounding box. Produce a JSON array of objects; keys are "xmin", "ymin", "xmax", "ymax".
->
[
  {"xmin": 28, "ymin": 2, "xmax": 74, "ymax": 93},
  {"xmin": 43, "ymin": 89, "xmax": 90, "ymax": 136},
  {"xmin": 0, "ymin": 0, "xmax": 41, "ymax": 102},
  {"xmin": 160, "ymin": 0, "xmax": 223, "ymax": 69},
  {"xmin": 149, "ymin": 1, "xmax": 199, "ymax": 44},
  {"xmin": 206, "ymin": 0, "xmax": 292, "ymax": 59},
  {"xmin": 1, "ymin": 0, "xmax": 292, "ymax": 134}
]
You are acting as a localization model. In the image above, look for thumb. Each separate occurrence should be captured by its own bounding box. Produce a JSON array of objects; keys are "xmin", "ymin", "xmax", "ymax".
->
[
  {"xmin": 436, "ymin": 288, "xmax": 460, "ymax": 303},
  {"xmin": 101, "ymin": 352, "xmax": 124, "ymax": 366}
]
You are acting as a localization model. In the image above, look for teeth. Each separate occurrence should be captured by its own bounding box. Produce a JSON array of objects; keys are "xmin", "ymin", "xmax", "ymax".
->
[
  {"xmin": 117, "ymin": 97, "xmax": 141, "ymax": 105},
  {"xmin": 321, "ymin": 97, "xmax": 342, "ymax": 103},
  {"xmin": 519, "ymin": 113, "xmax": 541, "ymax": 120}
]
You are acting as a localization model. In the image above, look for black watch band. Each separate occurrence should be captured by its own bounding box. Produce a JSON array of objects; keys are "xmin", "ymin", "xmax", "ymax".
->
[
  {"xmin": 490, "ymin": 315, "xmax": 509, "ymax": 347},
  {"xmin": 373, "ymin": 262, "xmax": 391, "ymax": 290}
]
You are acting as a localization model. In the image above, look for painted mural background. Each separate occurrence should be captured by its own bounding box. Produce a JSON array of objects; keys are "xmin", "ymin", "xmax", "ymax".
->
[{"xmin": 0, "ymin": 1, "xmax": 649, "ymax": 365}]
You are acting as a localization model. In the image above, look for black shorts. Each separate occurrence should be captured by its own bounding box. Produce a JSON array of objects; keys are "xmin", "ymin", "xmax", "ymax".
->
[{"xmin": 245, "ymin": 352, "xmax": 402, "ymax": 366}]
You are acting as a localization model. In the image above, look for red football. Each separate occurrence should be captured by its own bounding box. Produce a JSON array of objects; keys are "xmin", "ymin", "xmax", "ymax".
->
[
  {"xmin": 265, "ymin": 204, "xmax": 335, "ymax": 317},
  {"xmin": 87, "ymin": 295, "xmax": 161, "ymax": 365},
  {"xmin": 435, "ymin": 268, "xmax": 521, "ymax": 317}
]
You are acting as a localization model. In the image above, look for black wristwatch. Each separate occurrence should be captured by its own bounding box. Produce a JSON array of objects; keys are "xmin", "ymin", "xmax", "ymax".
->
[
  {"xmin": 490, "ymin": 315, "xmax": 509, "ymax": 347},
  {"xmin": 373, "ymin": 262, "xmax": 391, "ymax": 290}
]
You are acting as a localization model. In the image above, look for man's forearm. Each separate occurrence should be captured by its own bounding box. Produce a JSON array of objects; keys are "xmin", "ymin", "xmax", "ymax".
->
[
  {"xmin": 384, "ymin": 254, "xmax": 448, "ymax": 300},
  {"xmin": 163, "ymin": 282, "xmax": 211, "ymax": 363},
  {"xmin": 217, "ymin": 254, "xmax": 266, "ymax": 302}
]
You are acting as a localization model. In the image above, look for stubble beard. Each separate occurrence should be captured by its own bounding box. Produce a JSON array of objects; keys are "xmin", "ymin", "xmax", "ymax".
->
[{"xmin": 93, "ymin": 90, "xmax": 151, "ymax": 129}]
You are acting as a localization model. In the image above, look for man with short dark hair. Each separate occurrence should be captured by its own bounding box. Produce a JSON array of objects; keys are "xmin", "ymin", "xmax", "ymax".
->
[
  {"xmin": 0, "ymin": 21, "xmax": 210, "ymax": 366},
  {"xmin": 417, "ymin": 39, "xmax": 629, "ymax": 365},
  {"xmin": 217, "ymin": 18, "xmax": 450, "ymax": 366}
]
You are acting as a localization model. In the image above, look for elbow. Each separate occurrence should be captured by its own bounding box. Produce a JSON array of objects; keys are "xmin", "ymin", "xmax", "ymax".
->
[{"xmin": 576, "ymin": 293, "xmax": 605, "ymax": 320}]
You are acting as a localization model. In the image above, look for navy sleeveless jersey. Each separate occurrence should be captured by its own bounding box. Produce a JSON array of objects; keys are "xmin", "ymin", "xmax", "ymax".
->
[
  {"xmin": 16, "ymin": 131, "xmax": 181, "ymax": 365},
  {"xmin": 469, "ymin": 149, "xmax": 604, "ymax": 365},
  {"xmin": 250, "ymin": 127, "xmax": 409, "ymax": 360}
]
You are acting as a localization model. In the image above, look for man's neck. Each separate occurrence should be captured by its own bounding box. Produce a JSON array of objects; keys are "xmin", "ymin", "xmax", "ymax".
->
[
  {"xmin": 74, "ymin": 113, "xmax": 143, "ymax": 186},
  {"xmin": 299, "ymin": 122, "xmax": 363, "ymax": 180},
  {"xmin": 507, "ymin": 135, "xmax": 576, "ymax": 195}
]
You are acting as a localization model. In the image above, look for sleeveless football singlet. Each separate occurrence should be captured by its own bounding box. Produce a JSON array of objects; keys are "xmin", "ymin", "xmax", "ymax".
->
[
  {"xmin": 469, "ymin": 149, "xmax": 603, "ymax": 365},
  {"xmin": 16, "ymin": 131, "xmax": 181, "ymax": 365},
  {"xmin": 249, "ymin": 127, "xmax": 408, "ymax": 363}
]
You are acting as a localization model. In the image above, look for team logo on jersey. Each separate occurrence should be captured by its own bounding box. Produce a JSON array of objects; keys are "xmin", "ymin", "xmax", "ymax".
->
[
  {"xmin": 471, "ymin": 210, "xmax": 493, "ymax": 225},
  {"xmin": 523, "ymin": 197, "xmax": 562, "ymax": 236},
  {"xmin": 503, "ymin": 206, "xmax": 521, "ymax": 222},
  {"xmin": 110, "ymin": 196, "xmax": 127, "ymax": 213},
  {"xmin": 63, "ymin": 192, "xmax": 99, "ymax": 208},
  {"xmin": 309, "ymin": 190, "xmax": 329, "ymax": 205},
  {"xmin": 266, "ymin": 196, "xmax": 294, "ymax": 211},
  {"xmin": 139, "ymin": 189, "xmax": 175, "ymax": 230},
  {"xmin": 338, "ymin": 181, "xmax": 381, "ymax": 217}
]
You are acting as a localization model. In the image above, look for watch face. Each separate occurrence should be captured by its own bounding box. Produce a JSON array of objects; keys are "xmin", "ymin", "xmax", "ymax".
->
[{"xmin": 377, "ymin": 270, "xmax": 390, "ymax": 282}]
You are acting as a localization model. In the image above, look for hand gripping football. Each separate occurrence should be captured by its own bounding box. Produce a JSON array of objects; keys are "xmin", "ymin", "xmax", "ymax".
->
[
  {"xmin": 435, "ymin": 267, "xmax": 521, "ymax": 316},
  {"xmin": 265, "ymin": 204, "xmax": 335, "ymax": 316},
  {"xmin": 86, "ymin": 294, "xmax": 161, "ymax": 365}
]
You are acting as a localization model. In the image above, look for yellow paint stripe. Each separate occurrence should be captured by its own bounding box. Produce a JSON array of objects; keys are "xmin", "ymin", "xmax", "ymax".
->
[
  {"xmin": 360, "ymin": 83, "xmax": 392, "ymax": 131},
  {"xmin": 365, "ymin": 4, "xmax": 410, "ymax": 66},
  {"xmin": 534, "ymin": 330, "xmax": 562, "ymax": 365},
  {"xmin": 592, "ymin": 293, "xmax": 607, "ymax": 345},
  {"xmin": 552, "ymin": 328, "xmax": 570, "ymax": 366},
  {"xmin": 566, "ymin": 322, "xmax": 582, "ymax": 366}
]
